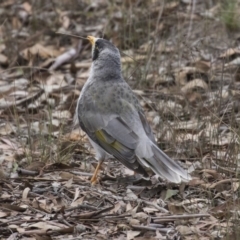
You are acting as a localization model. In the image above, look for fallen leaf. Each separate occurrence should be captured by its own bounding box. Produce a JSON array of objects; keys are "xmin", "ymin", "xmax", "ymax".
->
[{"xmin": 127, "ymin": 230, "xmax": 141, "ymax": 240}]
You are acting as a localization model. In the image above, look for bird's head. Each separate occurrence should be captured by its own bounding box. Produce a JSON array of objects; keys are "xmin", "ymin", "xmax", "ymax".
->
[{"xmin": 87, "ymin": 36, "xmax": 121, "ymax": 63}]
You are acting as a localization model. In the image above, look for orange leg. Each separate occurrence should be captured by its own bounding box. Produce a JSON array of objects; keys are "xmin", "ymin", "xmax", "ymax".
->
[{"xmin": 91, "ymin": 160, "xmax": 104, "ymax": 185}]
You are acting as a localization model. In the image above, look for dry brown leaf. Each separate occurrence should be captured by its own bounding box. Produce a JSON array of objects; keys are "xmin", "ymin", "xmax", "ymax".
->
[
  {"xmin": 0, "ymin": 211, "xmax": 10, "ymax": 218},
  {"xmin": 0, "ymin": 203, "xmax": 26, "ymax": 212},
  {"xmin": 29, "ymin": 222, "xmax": 61, "ymax": 231},
  {"xmin": 192, "ymin": 60, "xmax": 211, "ymax": 72},
  {"xmin": 121, "ymin": 55, "xmax": 146, "ymax": 63},
  {"xmin": 22, "ymin": 2, "xmax": 32, "ymax": 13},
  {"xmin": 22, "ymin": 187, "xmax": 30, "ymax": 200},
  {"xmin": 176, "ymin": 225, "xmax": 199, "ymax": 236},
  {"xmin": 110, "ymin": 201, "xmax": 126, "ymax": 214},
  {"xmin": 127, "ymin": 231, "xmax": 141, "ymax": 240},
  {"xmin": 0, "ymin": 54, "xmax": 8, "ymax": 65},
  {"xmin": 21, "ymin": 44, "xmax": 61, "ymax": 60},
  {"xmin": 126, "ymin": 189, "xmax": 138, "ymax": 200},
  {"xmin": 128, "ymin": 218, "xmax": 140, "ymax": 225},
  {"xmin": 0, "ymin": 123, "xmax": 15, "ymax": 135},
  {"xmin": 133, "ymin": 212, "xmax": 148, "ymax": 221},
  {"xmin": 142, "ymin": 207, "xmax": 159, "ymax": 214},
  {"xmin": 219, "ymin": 48, "xmax": 240, "ymax": 59},
  {"xmin": 181, "ymin": 79, "xmax": 208, "ymax": 93}
]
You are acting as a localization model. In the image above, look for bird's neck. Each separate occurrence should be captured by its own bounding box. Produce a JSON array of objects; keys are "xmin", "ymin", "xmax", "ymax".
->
[{"xmin": 91, "ymin": 58, "xmax": 122, "ymax": 81}]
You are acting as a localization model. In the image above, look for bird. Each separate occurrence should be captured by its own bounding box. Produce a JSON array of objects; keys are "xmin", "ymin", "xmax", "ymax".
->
[{"xmin": 76, "ymin": 36, "xmax": 191, "ymax": 184}]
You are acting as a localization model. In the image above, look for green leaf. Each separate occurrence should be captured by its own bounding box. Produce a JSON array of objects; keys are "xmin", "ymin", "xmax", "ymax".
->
[{"xmin": 164, "ymin": 189, "xmax": 179, "ymax": 201}]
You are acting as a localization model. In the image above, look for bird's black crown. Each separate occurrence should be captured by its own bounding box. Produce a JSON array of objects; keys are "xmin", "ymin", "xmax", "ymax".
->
[{"xmin": 93, "ymin": 38, "xmax": 117, "ymax": 61}]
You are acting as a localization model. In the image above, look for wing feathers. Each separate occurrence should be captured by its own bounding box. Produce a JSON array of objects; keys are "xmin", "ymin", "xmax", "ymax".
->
[{"xmin": 95, "ymin": 129, "xmax": 148, "ymax": 176}]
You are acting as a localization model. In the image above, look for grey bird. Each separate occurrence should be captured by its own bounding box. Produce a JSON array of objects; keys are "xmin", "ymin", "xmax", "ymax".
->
[{"xmin": 76, "ymin": 36, "xmax": 191, "ymax": 184}]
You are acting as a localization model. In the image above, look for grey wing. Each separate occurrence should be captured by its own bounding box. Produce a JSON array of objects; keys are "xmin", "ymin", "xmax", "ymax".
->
[
  {"xmin": 138, "ymin": 110, "xmax": 156, "ymax": 143},
  {"xmin": 78, "ymin": 99, "xmax": 148, "ymax": 176}
]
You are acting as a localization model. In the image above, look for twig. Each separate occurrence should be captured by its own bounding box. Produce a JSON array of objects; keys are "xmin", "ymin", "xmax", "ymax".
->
[
  {"xmin": 131, "ymin": 224, "xmax": 174, "ymax": 233},
  {"xmin": 69, "ymin": 218, "xmax": 100, "ymax": 222},
  {"xmin": 55, "ymin": 32, "xmax": 87, "ymax": 40},
  {"xmin": 67, "ymin": 206, "xmax": 114, "ymax": 219},
  {"xmin": 102, "ymin": 214, "xmax": 131, "ymax": 220},
  {"xmin": 153, "ymin": 213, "xmax": 210, "ymax": 223},
  {"xmin": 70, "ymin": 171, "xmax": 93, "ymax": 177},
  {"xmin": 204, "ymin": 179, "xmax": 239, "ymax": 189},
  {"xmin": 187, "ymin": 0, "xmax": 196, "ymax": 40},
  {"xmin": 21, "ymin": 227, "xmax": 75, "ymax": 236},
  {"xmin": 126, "ymin": 185, "xmax": 146, "ymax": 190},
  {"xmin": 6, "ymin": 219, "xmax": 42, "ymax": 226},
  {"xmin": 152, "ymin": 213, "xmax": 210, "ymax": 219},
  {"xmin": 10, "ymin": 177, "xmax": 89, "ymax": 184},
  {"xmin": 17, "ymin": 168, "xmax": 38, "ymax": 176},
  {"xmin": 149, "ymin": 223, "xmax": 164, "ymax": 228},
  {"xmin": 141, "ymin": 199, "xmax": 169, "ymax": 213},
  {"xmin": 61, "ymin": 219, "xmax": 73, "ymax": 227},
  {"xmin": 0, "ymin": 217, "xmax": 22, "ymax": 227},
  {"xmin": 66, "ymin": 203, "xmax": 98, "ymax": 212}
]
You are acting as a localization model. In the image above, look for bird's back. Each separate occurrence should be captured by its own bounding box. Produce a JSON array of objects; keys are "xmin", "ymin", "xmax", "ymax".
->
[{"xmin": 78, "ymin": 78, "xmax": 141, "ymax": 119}]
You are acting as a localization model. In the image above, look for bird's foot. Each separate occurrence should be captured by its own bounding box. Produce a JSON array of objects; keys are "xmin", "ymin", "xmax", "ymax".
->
[
  {"xmin": 90, "ymin": 160, "xmax": 104, "ymax": 185},
  {"xmin": 90, "ymin": 175, "xmax": 99, "ymax": 185}
]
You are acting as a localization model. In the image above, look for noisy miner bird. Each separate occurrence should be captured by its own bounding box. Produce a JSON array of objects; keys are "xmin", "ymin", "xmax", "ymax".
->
[{"xmin": 76, "ymin": 36, "xmax": 191, "ymax": 184}]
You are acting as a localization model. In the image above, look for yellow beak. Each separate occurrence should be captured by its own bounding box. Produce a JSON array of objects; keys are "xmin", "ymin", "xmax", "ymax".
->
[{"xmin": 87, "ymin": 36, "xmax": 97, "ymax": 46}]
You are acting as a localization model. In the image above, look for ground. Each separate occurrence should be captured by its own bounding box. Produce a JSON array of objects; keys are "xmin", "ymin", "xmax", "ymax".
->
[{"xmin": 0, "ymin": 0, "xmax": 240, "ymax": 239}]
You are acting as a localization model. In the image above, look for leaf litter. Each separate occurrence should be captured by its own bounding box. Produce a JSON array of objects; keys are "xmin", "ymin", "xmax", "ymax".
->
[{"xmin": 0, "ymin": 0, "xmax": 240, "ymax": 239}]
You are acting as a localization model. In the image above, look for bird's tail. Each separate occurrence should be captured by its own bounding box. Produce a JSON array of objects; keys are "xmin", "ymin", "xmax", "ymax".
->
[{"xmin": 138, "ymin": 141, "xmax": 191, "ymax": 183}]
